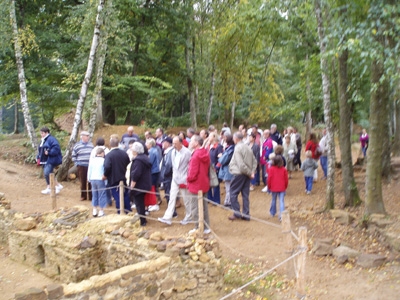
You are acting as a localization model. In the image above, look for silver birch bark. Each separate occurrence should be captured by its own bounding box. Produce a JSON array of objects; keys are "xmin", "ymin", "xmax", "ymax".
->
[
  {"xmin": 89, "ymin": 0, "xmax": 110, "ymax": 134},
  {"xmin": 315, "ymin": 0, "xmax": 335, "ymax": 209},
  {"xmin": 10, "ymin": 0, "xmax": 38, "ymax": 148},
  {"xmin": 57, "ymin": 0, "xmax": 105, "ymax": 181}
]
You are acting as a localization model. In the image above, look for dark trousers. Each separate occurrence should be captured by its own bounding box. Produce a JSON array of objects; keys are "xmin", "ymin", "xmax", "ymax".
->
[
  {"xmin": 77, "ymin": 165, "xmax": 91, "ymax": 200},
  {"xmin": 251, "ymin": 164, "xmax": 260, "ymax": 186},
  {"xmin": 151, "ymin": 172, "xmax": 162, "ymax": 203},
  {"xmin": 111, "ymin": 186, "xmax": 131, "ymax": 214},
  {"xmin": 295, "ymin": 147, "xmax": 302, "ymax": 168},
  {"xmin": 132, "ymin": 192, "xmax": 146, "ymax": 226},
  {"xmin": 230, "ymin": 174, "xmax": 251, "ymax": 219}
]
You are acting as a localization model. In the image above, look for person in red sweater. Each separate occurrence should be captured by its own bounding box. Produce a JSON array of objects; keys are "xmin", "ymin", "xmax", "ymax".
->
[
  {"xmin": 267, "ymin": 155, "xmax": 288, "ymax": 221},
  {"xmin": 187, "ymin": 134, "xmax": 211, "ymax": 234},
  {"xmin": 305, "ymin": 132, "xmax": 320, "ymax": 181}
]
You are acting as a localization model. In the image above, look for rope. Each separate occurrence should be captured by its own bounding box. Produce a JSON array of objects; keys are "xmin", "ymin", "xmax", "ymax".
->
[{"xmin": 219, "ymin": 249, "xmax": 305, "ymax": 300}]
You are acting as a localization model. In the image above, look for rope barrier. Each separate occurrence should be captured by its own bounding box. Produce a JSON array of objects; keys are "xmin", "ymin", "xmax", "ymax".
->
[{"xmin": 219, "ymin": 248, "xmax": 305, "ymax": 300}]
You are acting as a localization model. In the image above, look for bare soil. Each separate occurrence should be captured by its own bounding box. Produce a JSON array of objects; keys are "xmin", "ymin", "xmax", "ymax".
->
[{"xmin": 0, "ymin": 131, "xmax": 399, "ymax": 300}]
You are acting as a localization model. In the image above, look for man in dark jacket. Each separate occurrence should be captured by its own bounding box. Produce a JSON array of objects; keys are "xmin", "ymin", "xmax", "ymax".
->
[
  {"xmin": 103, "ymin": 137, "xmax": 131, "ymax": 214},
  {"xmin": 270, "ymin": 124, "xmax": 283, "ymax": 145},
  {"xmin": 37, "ymin": 127, "xmax": 63, "ymax": 194}
]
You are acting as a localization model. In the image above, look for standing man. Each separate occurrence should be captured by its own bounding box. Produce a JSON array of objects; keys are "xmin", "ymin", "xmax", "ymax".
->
[
  {"xmin": 72, "ymin": 131, "xmax": 93, "ymax": 201},
  {"xmin": 121, "ymin": 126, "xmax": 139, "ymax": 150},
  {"xmin": 228, "ymin": 132, "xmax": 257, "ymax": 221},
  {"xmin": 186, "ymin": 128, "xmax": 195, "ymax": 143},
  {"xmin": 155, "ymin": 128, "xmax": 167, "ymax": 149},
  {"xmin": 103, "ymin": 137, "xmax": 131, "ymax": 214},
  {"xmin": 37, "ymin": 127, "xmax": 63, "ymax": 194},
  {"xmin": 270, "ymin": 124, "xmax": 283, "ymax": 145},
  {"xmin": 187, "ymin": 135, "xmax": 211, "ymax": 234},
  {"xmin": 319, "ymin": 128, "xmax": 328, "ymax": 179},
  {"xmin": 158, "ymin": 136, "xmax": 191, "ymax": 225},
  {"xmin": 159, "ymin": 137, "xmax": 175, "ymax": 214}
]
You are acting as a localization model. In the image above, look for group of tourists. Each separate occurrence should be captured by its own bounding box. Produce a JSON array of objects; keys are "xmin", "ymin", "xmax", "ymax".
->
[{"xmin": 36, "ymin": 123, "xmax": 369, "ymax": 229}]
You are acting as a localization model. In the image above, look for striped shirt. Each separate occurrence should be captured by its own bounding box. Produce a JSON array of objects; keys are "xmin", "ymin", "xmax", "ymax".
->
[{"xmin": 72, "ymin": 141, "xmax": 93, "ymax": 167}]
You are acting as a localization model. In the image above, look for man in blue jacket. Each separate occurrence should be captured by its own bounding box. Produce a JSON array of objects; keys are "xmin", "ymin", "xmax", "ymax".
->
[{"xmin": 37, "ymin": 127, "xmax": 63, "ymax": 194}]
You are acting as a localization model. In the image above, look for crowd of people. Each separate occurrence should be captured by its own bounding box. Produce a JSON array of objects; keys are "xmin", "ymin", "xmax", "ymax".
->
[{"xmin": 37, "ymin": 123, "xmax": 369, "ymax": 230}]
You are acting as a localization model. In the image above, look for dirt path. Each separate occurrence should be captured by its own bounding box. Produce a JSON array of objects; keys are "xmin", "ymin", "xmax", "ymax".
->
[{"xmin": 0, "ymin": 159, "xmax": 399, "ymax": 299}]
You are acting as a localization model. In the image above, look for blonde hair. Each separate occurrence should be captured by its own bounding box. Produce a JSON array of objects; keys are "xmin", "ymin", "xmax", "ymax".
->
[{"xmin": 305, "ymin": 150, "xmax": 312, "ymax": 158}]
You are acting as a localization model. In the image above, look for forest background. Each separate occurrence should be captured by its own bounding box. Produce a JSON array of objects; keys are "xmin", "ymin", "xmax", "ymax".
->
[{"xmin": 0, "ymin": 0, "xmax": 399, "ymax": 216}]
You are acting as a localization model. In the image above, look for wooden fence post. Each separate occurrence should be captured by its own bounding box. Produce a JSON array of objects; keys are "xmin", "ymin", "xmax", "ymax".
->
[
  {"xmin": 296, "ymin": 226, "xmax": 307, "ymax": 299},
  {"xmin": 119, "ymin": 181, "xmax": 125, "ymax": 215},
  {"xmin": 198, "ymin": 191, "xmax": 204, "ymax": 237},
  {"xmin": 49, "ymin": 173, "xmax": 56, "ymax": 210},
  {"xmin": 281, "ymin": 210, "xmax": 294, "ymax": 278}
]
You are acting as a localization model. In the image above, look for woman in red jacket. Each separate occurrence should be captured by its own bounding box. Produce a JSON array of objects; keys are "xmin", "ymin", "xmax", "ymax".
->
[{"xmin": 267, "ymin": 155, "xmax": 288, "ymax": 221}]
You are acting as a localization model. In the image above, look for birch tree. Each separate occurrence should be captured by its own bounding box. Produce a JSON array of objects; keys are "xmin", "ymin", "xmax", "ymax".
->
[
  {"xmin": 9, "ymin": 0, "xmax": 38, "ymax": 149},
  {"xmin": 315, "ymin": 0, "xmax": 335, "ymax": 209},
  {"xmin": 58, "ymin": 0, "xmax": 105, "ymax": 181}
]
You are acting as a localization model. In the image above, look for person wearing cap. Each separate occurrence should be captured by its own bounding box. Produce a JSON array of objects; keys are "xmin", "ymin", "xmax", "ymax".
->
[
  {"xmin": 37, "ymin": 126, "xmax": 63, "ymax": 194},
  {"xmin": 72, "ymin": 131, "xmax": 94, "ymax": 201}
]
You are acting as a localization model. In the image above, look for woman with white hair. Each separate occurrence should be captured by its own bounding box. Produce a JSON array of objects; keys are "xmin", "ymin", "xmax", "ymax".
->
[{"xmin": 129, "ymin": 142, "xmax": 152, "ymax": 226}]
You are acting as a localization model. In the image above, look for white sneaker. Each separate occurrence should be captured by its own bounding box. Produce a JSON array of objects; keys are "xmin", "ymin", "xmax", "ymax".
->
[
  {"xmin": 92, "ymin": 208, "xmax": 98, "ymax": 217},
  {"xmin": 98, "ymin": 210, "xmax": 105, "ymax": 217},
  {"xmin": 145, "ymin": 211, "xmax": 150, "ymax": 216},
  {"xmin": 188, "ymin": 228, "xmax": 197, "ymax": 234},
  {"xmin": 204, "ymin": 228, "xmax": 211, "ymax": 234},
  {"xmin": 131, "ymin": 204, "xmax": 136, "ymax": 210},
  {"xmin": 180, "ymin": 219, "xmax": 189, "ymax": 225},
  {"xmin": 41, "ymin": 188, "xmax": 51, "ymax": 195},
  {"xmin": 148, "ymin": 204, "xmax": 160, "ymax": 212},
  {"xmin": 158, "ymin": 217, "xmax": 172, "ymax": 225},
  {"xmin": 56, "ymin": 184, "xmax": 63, "ymax": 190},
  {"xmin": 261, "ymin": 186, "xmax": 269, "ymax": 193}
]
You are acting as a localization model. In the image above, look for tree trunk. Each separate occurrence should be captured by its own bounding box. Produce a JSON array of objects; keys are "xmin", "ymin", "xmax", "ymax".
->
[
  {"xmin": 305, "ymin": 54, "xmax": 312, "ymax": 140},
  {"xmin": 89, "ymin": 0, "xmax": 110, "ymax": 134},
  {"xmin": 185, "ymin": 37, "xmax": 197, "ymax": 129},
  {"xmin": 206, "ymin": 65, "xmax": 215, "ymax": 125},
  {"xmin": 57, "ymin": 0, "xmax": 105, "ymax": 182},
  {"xmin": 365, "ymin": 57, "xmax": 387, "ymax": 215},
  {"xmin": 10, "ymin": 0, "xmax": 38, "ymax": 148},
  {"xmin": 394, "ymin": 98, "xmax": 400, "ymax": 157},
  {"xmin": 13, "ymin": 100, "xmax": 19, "ymax": 134},
  {"xmin": 315, "ymin": 0, "xmax": 334, "ymax": 210},
  {"xmin": 338, "ymin": 48, "xmax": 361, "ymax": 207}
]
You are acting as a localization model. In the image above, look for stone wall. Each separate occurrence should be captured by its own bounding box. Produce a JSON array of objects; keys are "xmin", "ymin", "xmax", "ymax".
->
[{"xmin": 0, "ymin": 195, "xmax": 224, "ymax": 299}]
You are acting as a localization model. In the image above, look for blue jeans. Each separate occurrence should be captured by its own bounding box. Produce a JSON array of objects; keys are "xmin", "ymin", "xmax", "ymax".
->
[
  {"xmin": 305, "ymin": 176, "xmax": 313, "ymax": 192},
  {"xmin": 91, "ymin": 180, "xmax": 108, "ymax": 208},
  {"xmin": 43, "ymin": 163, "xmax": 56, "ymax": 185},
  {"xmin": 111, "ymin": 186, "xmax": 131, "ymax": 214},
  {"xmin": 270, "ymin": 192, "xmax": 285, "ymax": 219},
  {"xmin": 362, "ymin": 146, "xmax": 367, "ymax": 157},
  {"xmin": 320, "ymin": 156, "xmax": 327, "ymax": 178},
  {"xmin": 251, "ymin": 164, "xmax": 260, "ymax": 186},
  {"xmin": 207, "ymin": 184, "xmax": 221, "ymax": 204}
]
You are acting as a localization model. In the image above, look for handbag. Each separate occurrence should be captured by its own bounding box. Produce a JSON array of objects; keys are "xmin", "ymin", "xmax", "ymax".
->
[{"xmin": 209, "ymin": 164, "xmax": 219, "ymax": 187}]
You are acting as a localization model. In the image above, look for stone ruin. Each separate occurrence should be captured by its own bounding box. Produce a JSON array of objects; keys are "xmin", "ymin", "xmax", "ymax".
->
[{"xmin": 0, "ymin": 193, "xmax": 224, "ymax": 299}]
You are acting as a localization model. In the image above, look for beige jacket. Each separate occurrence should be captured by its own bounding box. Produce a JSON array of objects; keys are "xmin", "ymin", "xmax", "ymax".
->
[{"xmin": 229, "ymin": 141, "xmax": 257, "ymax": 177}]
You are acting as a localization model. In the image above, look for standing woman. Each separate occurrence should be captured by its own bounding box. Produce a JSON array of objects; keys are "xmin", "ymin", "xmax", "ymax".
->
[
  {"xmin": 216, "ymin": 134, "xmax": 235, "ymax": 207},
  {"xmin": 360, "ymin": 129, "xmax": 369, "ymax": 158},
  {"xmin": 248, "ymin": 133, "xmax": 260, "ymax": 191},
  {"xmin": 305, "ymin": 133, "xmax": 320, "ymax": 182},
  {"xmin": 207, "ymin": 132, "xmax": 223, "ymax": 204},
  {"xmin": 283, "ymin": 135, "xmax": 297, "ymax": 179},
  {"xmin": 146, "ymin": 138, "xmax": 161, "ymax": 211},
  {"xmin": 129, "ymin": 142, "xmax": 152, "ymax": 227}
]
